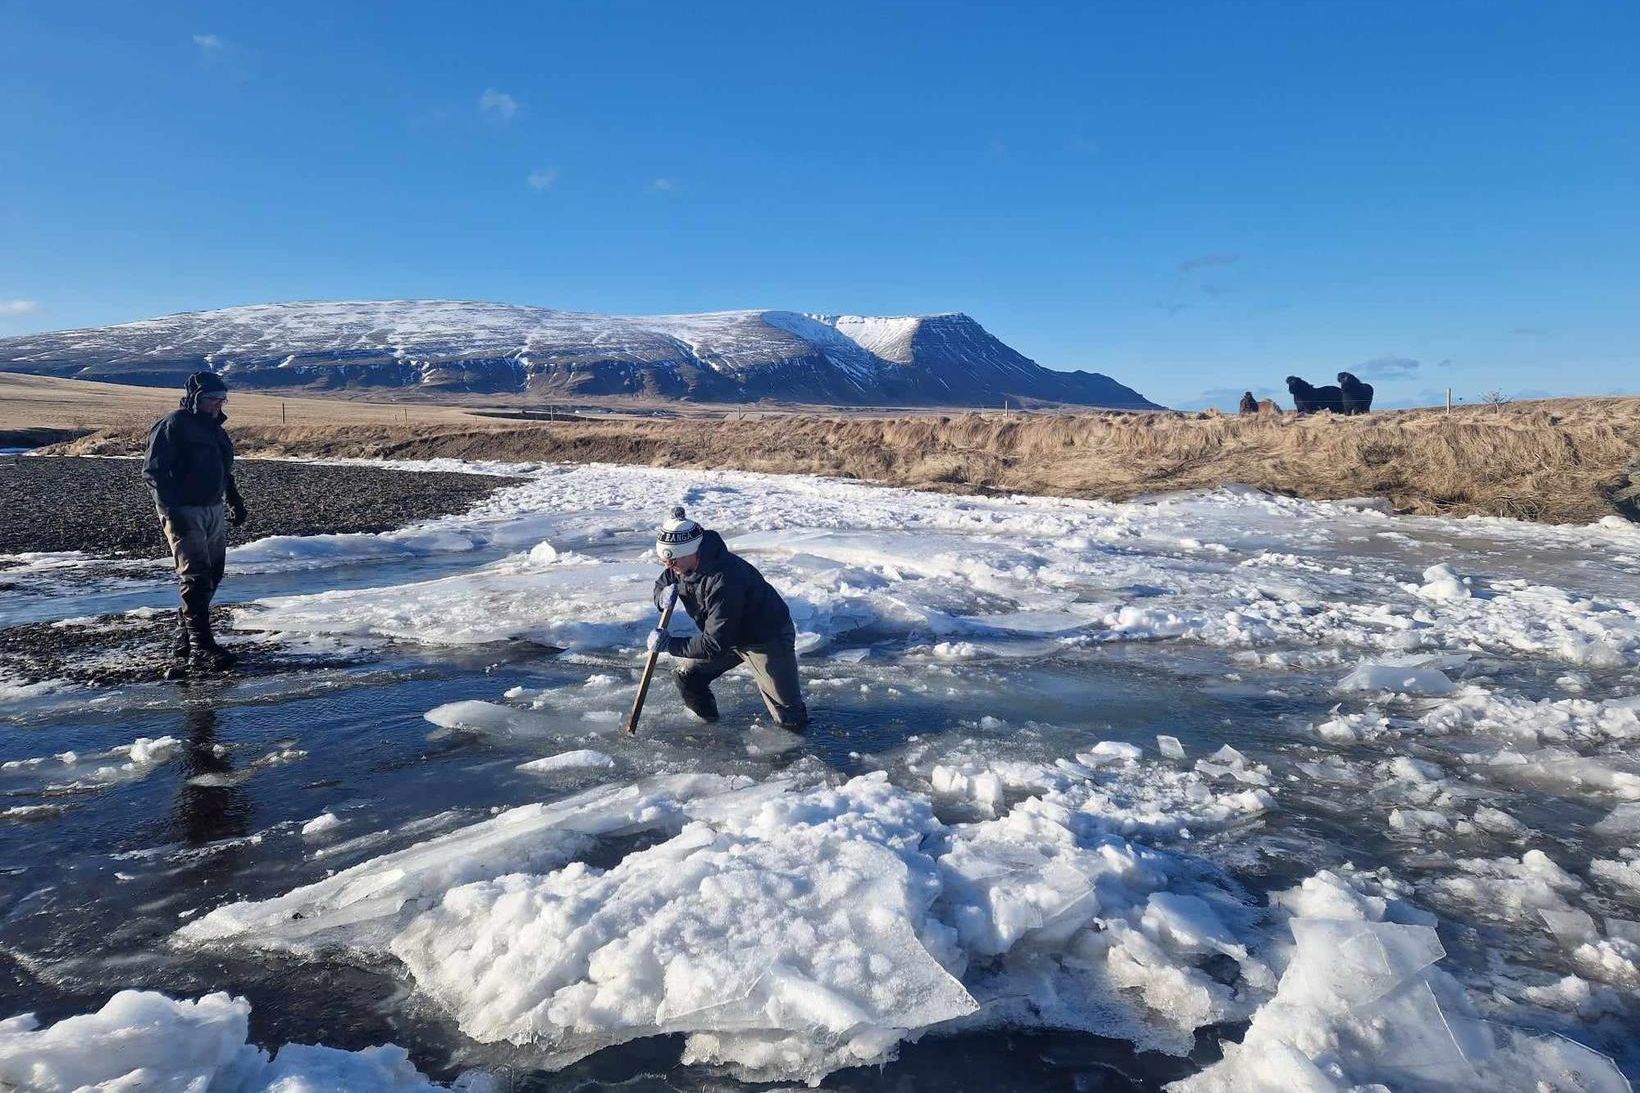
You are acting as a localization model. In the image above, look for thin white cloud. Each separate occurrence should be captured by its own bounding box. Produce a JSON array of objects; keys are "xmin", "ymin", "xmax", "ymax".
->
[
  {"xmin": 527, "ymin": 168, "xmax": 559, "ymax": 190},
  {"xmin": 650, "ymin": 177, "xmax": 675, "ymax": 191},
  {"xmin": 1352, "ymin": 354, "xmax": 1421, "ymax": 379},
  {"xmin": 1178, "ymin": 252, "xmax": 1240, "ymax": 274},
  {"xmin": 479, "ymin": 89, "xmax": 521, "ymax": 125},
  {"xmin": 0, "ymin": 299, "xmax": 40, "ymax": 316},
  {"xmin": 193, "ymin": 33, "xmax": 223, "ymax": 52}
]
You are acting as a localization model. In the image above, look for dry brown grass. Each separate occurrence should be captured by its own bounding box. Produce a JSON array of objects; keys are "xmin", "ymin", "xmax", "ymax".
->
[
  {"xmin": 22, "ymin": 374, "xmax": 1640, "ymax": 524},
  {"xmin": 0, "ymin": 373, "xmax": 488, "ymax": 439}
]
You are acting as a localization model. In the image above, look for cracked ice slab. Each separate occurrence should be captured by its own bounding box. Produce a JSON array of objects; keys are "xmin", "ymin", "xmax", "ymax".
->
[
  {"xmin": 389, "ymin": 772, "xmax": 977, "ymax": 1081},
  {"xmin": 176, "ymin": 773, "xmax": 740, "ymax": 954}
]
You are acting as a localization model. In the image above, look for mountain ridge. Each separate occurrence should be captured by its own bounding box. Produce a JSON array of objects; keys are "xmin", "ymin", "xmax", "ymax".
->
[{"xmin": 0, "ymin": 300, "xmax": 1161, "ymax": 410}]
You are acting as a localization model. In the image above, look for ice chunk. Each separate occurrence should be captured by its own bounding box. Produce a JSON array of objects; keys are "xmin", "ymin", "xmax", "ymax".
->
[
  {"xmin": 178, "ymin": 774, "xmax": 739, "ymax": 955},
  {"xmin": 1176, "ymin": 871, "xmax": 1633, "ymax": 1093},
  {"xmin": 517, "ymin": 750, "xmax": 618, "ymax": 774},
  {"xmin": 1, "ymin": 735, "xmax": 180, "ymax": 791},
  {"xmin": 388, "ymin": 774, "xmax": 975, "ymax": 1083},
  {"xmin": 931, "ymin": 764, "xmax": 1005, "ymax": 815},
  {"xmin": 1417, "ymin": 562, "xmax": 1473, "ymax": 601},
  {"xmin": 0, "ymin": 990, "xmax": 471, "ymax": 1091},
  {"xmin": 1156, "ymin": 735, "xmax": 1186, "ymax": 759},
  {"xmin": 1079, "ymin": 740, "xmax": 1143, "ymax": 764},
  {"xmin": 1591, "ymin": 857, "xmax": 1640, "ymax": 895},
  {"xmin": 425, "ymin": 700, "xmax": 563, "ymax": 739},
  {"xmin": 1592, "ymin": 803, "xmax": 1640, "ymax": 837},
  {"xmin": 1541, "ymin": 907, "xmax": 1600, "ymax": 947},
  {"xmin": 1573, "ymin": 936, "xmax": 1640, "ymax": 988},
  {"xmin": 935, "ymin": 792, "xmax": 1270, "ymax": 1057},
  {"xmin": 1337, "ymin": 656, "xmax": 1459, "ymax": 696},
  {"xmin": 300, "ymin": 812, "xmax": 341, "ymax": 836}
]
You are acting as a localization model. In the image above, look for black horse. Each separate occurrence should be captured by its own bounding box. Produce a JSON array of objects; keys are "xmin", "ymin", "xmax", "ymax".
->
[
  {"xmin": 1286, "ymin": 376, "xmax": 1345, "ymax": 415},
  {"xmin": 1337, "ymin": 372, "xmax": 1374, "ymax": 415}
]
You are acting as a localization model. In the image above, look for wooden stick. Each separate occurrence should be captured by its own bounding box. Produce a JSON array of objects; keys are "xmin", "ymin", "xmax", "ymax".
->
[{"xmin": 625, "ymin": 585, "xmax": 678, "ymax": 736}]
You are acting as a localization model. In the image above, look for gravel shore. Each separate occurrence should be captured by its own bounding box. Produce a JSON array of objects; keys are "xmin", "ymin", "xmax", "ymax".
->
[{"xmin": 0, "ymin": 455, "xmax": 519, "ymax": 557}]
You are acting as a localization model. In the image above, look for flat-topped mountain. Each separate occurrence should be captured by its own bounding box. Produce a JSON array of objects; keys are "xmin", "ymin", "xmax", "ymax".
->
[{"xmin": 0, "ymin": 300, "xmax": 1160, "ymax": 409}]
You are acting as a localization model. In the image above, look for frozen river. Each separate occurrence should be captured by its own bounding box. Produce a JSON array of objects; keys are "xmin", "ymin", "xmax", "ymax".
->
[{"xmin": 2, "ymin": 461, "xmax": 1638, "ymax": 1090}]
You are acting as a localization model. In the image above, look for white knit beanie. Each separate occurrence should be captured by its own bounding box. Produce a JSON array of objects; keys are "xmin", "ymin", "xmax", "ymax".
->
[{"xmin": 655, "ymin": 505, "xmax": 704, "ymax": 561}]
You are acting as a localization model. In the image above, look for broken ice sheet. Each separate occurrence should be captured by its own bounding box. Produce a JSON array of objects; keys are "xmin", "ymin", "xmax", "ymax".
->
[
  {"xmin": 388, "ymin": 773, "xmax": 976, "ymax": 1080},
  {"xmin": 177, "ymin": 774, "xmax": 738, "ymax": 955},
  {"xmin": 1285, "ymin": 918, "xmax": 1445, "ymax": 1006}
]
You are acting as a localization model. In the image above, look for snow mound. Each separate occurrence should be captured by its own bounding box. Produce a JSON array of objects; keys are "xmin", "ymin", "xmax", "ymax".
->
[{"xmin": 0, "ymin": 989, "xmax": 478, "ymax": 1092}]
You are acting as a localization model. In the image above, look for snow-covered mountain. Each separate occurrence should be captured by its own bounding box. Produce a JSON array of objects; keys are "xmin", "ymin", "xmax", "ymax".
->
[{"xmin": 0, "ymin": 301, "xmax": 1160, "ymax": 409}]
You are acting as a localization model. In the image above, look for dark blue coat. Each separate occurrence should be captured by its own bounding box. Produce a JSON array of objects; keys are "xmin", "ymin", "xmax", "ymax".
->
[
  {"xmin": 143, "ymin": 407, "xmax": 242, "ymax": 509},
  {"xmin": 652, "ymin": 530, "xmax": 794, "ymax": 658}
]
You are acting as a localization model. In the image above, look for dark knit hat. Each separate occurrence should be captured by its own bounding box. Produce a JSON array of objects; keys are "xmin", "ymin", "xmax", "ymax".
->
[
  {"xmin": 185, "ymin": 371, "xmax": 229, "ymax": 397},
  {"xmin": 181, "ymin": 370, "xmax": 229, "ymax": 413}
]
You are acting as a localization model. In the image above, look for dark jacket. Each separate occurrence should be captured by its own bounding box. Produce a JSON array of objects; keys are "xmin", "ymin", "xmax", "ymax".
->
[
  {"xmin": 143, "ymin": 406, "xmax": 243, "ymax": 510},
  {"xmin": 652, "ymin": 530, "xmax": 794, "ymax": 659}
]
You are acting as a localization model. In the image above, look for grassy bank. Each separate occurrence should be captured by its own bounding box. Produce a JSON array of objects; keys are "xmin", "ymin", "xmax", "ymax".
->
[{"xmin": 45, "ymin": 397, "xmax": 1640, "ymax": 525}]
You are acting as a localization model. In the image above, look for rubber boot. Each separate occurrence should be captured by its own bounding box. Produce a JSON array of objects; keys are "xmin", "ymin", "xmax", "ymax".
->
[
  {"xmin": 185, "ymin": 608, "xmax": 239, "ymax": 671},
  {"xmin": 171, "ymin": 608, "xmax": 191, "ymax": 660}
]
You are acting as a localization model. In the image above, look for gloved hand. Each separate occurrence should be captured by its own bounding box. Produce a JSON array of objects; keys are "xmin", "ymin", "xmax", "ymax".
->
[
  {"xmin": 228, "ymin": 498, "xmax": 248, "ymax": 527},
  {"xmin": 645, "ymin": 628, "xmax": 669, "ymax": 655}
]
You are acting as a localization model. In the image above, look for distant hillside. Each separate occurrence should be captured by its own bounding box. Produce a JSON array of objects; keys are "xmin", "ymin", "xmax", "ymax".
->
[{"xmin": 0, "ymin": 300, "xmax": 1160, "ymax": 410}]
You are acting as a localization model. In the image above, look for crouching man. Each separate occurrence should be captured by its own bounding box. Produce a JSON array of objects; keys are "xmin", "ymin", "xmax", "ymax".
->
[
  {"xmin": 142, "ymin": 371, "xmax": 249, "ymax": 670},
  {"xmin": 647, "ymin": 507, "xmax": 808, "ymax": 730}
]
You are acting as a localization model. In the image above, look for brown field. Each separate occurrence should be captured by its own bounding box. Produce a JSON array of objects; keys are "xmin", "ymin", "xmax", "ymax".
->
[
  {"xmin": 0, "ymin": 373, "xmax": 488, "ymax": 440},
  {"xmin": 9, "ymin": 375, "xmax": 1638, "ymax": 524}
]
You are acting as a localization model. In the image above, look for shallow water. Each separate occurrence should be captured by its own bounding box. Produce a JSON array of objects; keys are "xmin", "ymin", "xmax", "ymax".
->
[{"xmin": 2, "ymin": 463, "xmax": 1638, "ymax": 1089}]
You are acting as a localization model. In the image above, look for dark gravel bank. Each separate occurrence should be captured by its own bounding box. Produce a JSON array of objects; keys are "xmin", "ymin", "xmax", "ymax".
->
[
  {"xmin": 0, "ymin": 608, "xmax": 364, "ymax": 688},
  {"xmin": 0, "ymin": 456, "xmax": 520, "ymax": 558}
]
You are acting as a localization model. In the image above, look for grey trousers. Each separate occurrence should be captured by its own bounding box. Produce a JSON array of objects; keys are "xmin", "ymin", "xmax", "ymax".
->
[
  {"xmin": 159, "ymin": 503, "xmax": 227, "ymax": 616},
  {"xmin": 675, "ymin": 634, "xmax": 808, "ymax": 729}
]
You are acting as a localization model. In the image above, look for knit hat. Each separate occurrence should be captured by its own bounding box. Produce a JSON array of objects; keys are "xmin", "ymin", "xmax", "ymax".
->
[
  {"xmin": 181, "ymin": 370, "xmax": 229, "ymax": 412},
  {"xmin": 655, "ymin": 506, "xmax": 703, "ymax": 561},
  {"xmin": 186, "ymin": 371, "xmax": 229, "ymax": 397}
]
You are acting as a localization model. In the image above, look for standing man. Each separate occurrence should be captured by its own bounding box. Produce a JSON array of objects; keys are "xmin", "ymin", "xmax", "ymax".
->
[
  {"xmin": 647, "ymin": 507, "xmax": 808, "ymax": 730},
  {"xmin": 143, "ymin": 371, "xmax": 249, "ymax": 670}
]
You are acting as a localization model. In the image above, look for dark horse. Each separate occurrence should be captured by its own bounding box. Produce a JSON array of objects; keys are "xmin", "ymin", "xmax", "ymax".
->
[
  {"xmin": 1286, "ymin": 376, "xmax": 1345, "ymax": 415},
  {"xmin": 1337, "ymin": 372, "xmax": 1374, "ymax": 415}
]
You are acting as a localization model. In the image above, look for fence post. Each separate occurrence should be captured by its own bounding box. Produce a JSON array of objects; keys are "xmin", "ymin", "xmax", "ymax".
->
[
  {"xmin": 1445, "ymin": 388, "xmax": 1452, "ymax": 414},
  {"xmin": 281, "ymin": 401, "xmax": 286, "ymax": 424}
]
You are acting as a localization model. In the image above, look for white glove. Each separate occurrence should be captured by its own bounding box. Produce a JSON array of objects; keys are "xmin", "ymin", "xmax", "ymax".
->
[{"xmin": 646, "ymin": 628, "xmax": 668, "ymax": 654}]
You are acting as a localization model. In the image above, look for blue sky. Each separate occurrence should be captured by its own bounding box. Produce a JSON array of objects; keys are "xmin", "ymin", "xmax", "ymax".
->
[{"xmin": 1, "ymin": 1, "xmax": 1636, "ymax": 410}]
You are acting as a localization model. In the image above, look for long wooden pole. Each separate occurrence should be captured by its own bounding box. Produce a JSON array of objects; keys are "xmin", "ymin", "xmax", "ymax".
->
[{"xmin": 625, "ymin": 585, "xmax": 678, "ymax": 736}]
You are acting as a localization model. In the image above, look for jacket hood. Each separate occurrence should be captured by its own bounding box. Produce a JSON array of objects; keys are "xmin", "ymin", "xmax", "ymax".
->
[
  {"xmin": 695, "ymin": 529, "xmax": 728, "ymax": 567},
  {"xmin": 181, "ymin": 371, "xmax": 230, "ymax": 417}
]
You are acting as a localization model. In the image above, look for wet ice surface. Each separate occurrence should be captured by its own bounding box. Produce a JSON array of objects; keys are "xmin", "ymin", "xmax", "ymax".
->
[{"xmin": 2, "ymin": 462, "xmax": 1639, "ymax": 1090}]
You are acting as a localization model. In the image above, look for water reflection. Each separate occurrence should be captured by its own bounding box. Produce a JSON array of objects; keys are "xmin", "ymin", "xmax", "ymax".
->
[{"xmin": 170, "ymin": 703, "xmax": 251, "ymax": 847}]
